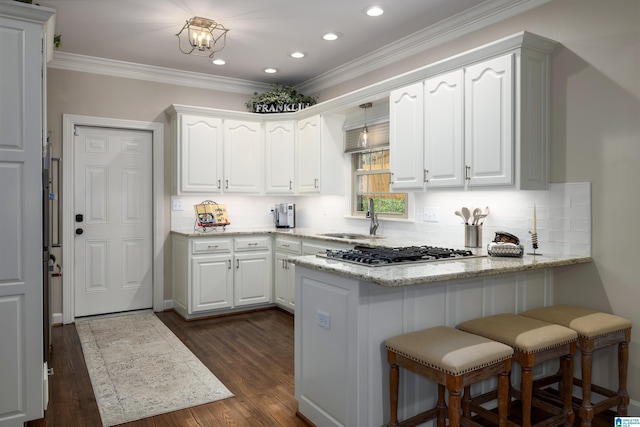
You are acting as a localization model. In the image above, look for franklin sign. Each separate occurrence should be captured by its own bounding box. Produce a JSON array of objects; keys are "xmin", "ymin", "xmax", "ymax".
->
[{"xmin": 253, "ymin": 102, "xmax": 313, "ymax": 114}]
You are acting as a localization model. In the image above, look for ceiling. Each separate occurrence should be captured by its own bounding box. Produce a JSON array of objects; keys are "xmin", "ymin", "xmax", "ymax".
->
[{"xmin": 37, "ymin": 0, "xmax": 530, "ymax": 87}]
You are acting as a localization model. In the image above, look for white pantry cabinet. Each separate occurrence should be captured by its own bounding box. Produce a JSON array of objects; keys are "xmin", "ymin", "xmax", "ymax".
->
[
  {"xmin": 265, "ymin": 120, "xmax": 295, "ymax": 194},
  {"xmin": 0, "ymin": 2, "xmax": 55, "ymax": 424},
  {"xmin": 172, "ymin": 234, "xmax": 272, "ymax": 318},
  {"xmin": 392, "ymin": 37, "xmax": 552, "ymax": 191}
]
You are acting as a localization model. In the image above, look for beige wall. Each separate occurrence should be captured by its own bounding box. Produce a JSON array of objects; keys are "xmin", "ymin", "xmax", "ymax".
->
[{"xmin": 47, "ymin": 0, "xmax": 640, "ymax": 402}]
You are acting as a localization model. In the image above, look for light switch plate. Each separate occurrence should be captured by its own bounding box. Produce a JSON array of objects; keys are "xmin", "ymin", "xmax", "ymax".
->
[
  {"xmin": 423, "ymin": 207, "xmax": 439, "ymax": 222},
  {"xmin": 171, "ymin": 198, "xmax": 184, "ymax": 211}
]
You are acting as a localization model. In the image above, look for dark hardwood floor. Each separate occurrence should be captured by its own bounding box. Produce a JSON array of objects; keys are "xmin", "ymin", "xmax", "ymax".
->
[{"xmin": 27, "ymin": 308, "xmax": 309, "ymax": 427}]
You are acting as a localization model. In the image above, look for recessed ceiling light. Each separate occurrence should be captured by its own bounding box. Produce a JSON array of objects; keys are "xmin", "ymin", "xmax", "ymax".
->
[
  {"xmin": 365, "ymin": 6, "xmax": 384, "ymax": 17},
  {"xmin": 264, "ymin": 68, "xmax": 278, "ymax": 74},
  {"xmin": 212, "ymin": 58, "xmax": 226, "ymax": 65},
  {"xmin": 322, "ymin": 32, "xmax": 341, "ymax": 41},
  {"xmin": 290, "ymin": 51, "xmax": 305, "ymax": 59}
]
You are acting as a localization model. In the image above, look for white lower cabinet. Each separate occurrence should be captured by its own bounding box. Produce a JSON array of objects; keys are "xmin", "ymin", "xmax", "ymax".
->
[
  {"xmin": 274, "ymin": 237, "xmax": 301, "ymax": 312},
  {"xmin": 172, "ymin": 234, "xmax": 272, "ymax": 318}
]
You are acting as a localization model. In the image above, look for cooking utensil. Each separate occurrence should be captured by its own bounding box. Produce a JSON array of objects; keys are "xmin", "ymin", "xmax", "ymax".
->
[
  {"xmin": 472, "ymin": 207, "xmax": 481, "ymax": 225},
  {"xmin": 455, "ymin": 210, "xmax": 466, "ymax": 224},
  {"xmin": 478, "ymin": 206, "xmax": 490, "ymax": 225},
  {"xmin": 461, "ymin": 207, "xmax": 471, "ymax": 225}
]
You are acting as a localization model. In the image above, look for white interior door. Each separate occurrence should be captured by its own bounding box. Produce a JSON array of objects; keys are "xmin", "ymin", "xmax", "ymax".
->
[{"xmin": 73, "ymin": 126, "xmax": 153, "ymax": 317}]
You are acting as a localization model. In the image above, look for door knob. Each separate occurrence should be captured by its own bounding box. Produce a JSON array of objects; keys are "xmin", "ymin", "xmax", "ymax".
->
[{"xmin": 75, "ymin": 228, "xmax": 83, "ymax": 235}]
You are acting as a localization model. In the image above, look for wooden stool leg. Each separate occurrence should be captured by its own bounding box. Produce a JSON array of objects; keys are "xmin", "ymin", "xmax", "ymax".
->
[
  {"xmin": 387, "ymin": 352, "xmax": 400, "ymax": 427},
  {"xmin": 561, "ymin": 352, "xmax": 575, "ymax": 427},
  {"xmin": 579, "ymin": 346, "xmax": 594, "ymax": 427},
  {"xmin": 462, "ymin": 385, "xmax": 472, "ymax": 418},
  {"xmin": 437, "ymin": 384, "xmax": 447, "ymax": 427},
  {"xmin": 618, "ymin": 339, "xmax": 630, "ymax": 415},
  {"xmin": 498, "ymin": 368, "xmax": 510, "ymax": 427},
  {"xmin": 521, "ymin": 365, "xmax": 533, "ymax": 427},
  {"xmin": 447, "ymin": 386, "xmax": 462, "ymax": 427}
]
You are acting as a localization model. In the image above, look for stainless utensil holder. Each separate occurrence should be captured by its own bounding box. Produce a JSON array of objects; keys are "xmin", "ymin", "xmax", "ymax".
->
[{"xmin": 465, "ymin": 225, "xmax": 482, "ymax": 248}]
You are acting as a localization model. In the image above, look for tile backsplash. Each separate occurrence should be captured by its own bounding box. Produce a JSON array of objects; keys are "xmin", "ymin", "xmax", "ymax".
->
[{"xmin": 171, "ymin": 182, "xmax": 591, "ymax": 256}]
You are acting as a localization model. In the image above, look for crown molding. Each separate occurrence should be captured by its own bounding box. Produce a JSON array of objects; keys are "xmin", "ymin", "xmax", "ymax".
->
[
  {"xmin": 46, "ymin": 0, "xmax": 549, "ymax": 96},
  {"xmin": 48, "ymin": 52, "xmax": 271, "ymax": 95},
  {"xmin": 297, "ymin": 0, "xmax": 551, "ymax": 94}
]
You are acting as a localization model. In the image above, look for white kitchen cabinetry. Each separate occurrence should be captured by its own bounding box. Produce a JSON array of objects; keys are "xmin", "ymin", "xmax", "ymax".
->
[
  {"xmin": 0, "ymin": 2, "xmax": 55, "ymax": 424},
  {"xmin": 265, "ymin": 121, "xmax": 295, "ymax": 194},
  {"xmin": 464, "ymin": 54, "xmax": 514, "ymax": 187},
  {"xmin": 389, "ymin": 82, "xmax": 424, "ymax": 190},
  {"xmin": 274, "ymin": 236, "xmax": 302, "ymax": 312},
  {"xmin": 296, "ymin": 114, "xmax": 345, "ymax": 195},
  {"xmin": 393, "ymin": 45, "xmax": 550, "ymax": 191},
  {"xmin": 172, "ymin": 234, "xmax": 272, "ymax": 318},
  {"xmin": 168, "ymin": 106, "xmax": 263, "ymax": 195},
  {"xmin": 424, "ymin": 69, "xmax": 465, "ymax": 188},
  {"xmin": 171, "ymin": 114, "xmax": 223, "ymax": 194},
  {"xmin": 224, "ymin": 119, "xmax": 264, "ymax": 193}
]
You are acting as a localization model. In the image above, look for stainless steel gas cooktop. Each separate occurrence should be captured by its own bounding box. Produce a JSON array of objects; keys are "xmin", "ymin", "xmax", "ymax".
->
[{"xmin": 317, "ymin": 245, "xmax": 485, "ymax": 267}]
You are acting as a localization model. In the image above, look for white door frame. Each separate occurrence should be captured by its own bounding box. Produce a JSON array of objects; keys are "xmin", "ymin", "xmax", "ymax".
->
[{"xmin": 62, "ymin": 114, "xmax": 164, "ymax": 324}]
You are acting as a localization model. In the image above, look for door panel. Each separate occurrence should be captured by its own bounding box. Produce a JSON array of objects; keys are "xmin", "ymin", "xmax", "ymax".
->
[{"xmin": 74, "ymin": 126, "xmax": 153, "ymax": 317}]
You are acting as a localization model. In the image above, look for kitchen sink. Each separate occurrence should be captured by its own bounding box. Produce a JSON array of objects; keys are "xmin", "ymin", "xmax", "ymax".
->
[{"xmin": 318, "ymin": 232, "xmax": 383, "ymax": 240}]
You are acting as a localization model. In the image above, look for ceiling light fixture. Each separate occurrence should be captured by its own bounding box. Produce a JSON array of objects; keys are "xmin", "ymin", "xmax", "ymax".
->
[
  {"xmin": 176, "ymin": 16, "xmax": 229, "ymax": 59},
  {"xmin": 365, "ymin": 6, "xmax": 384, "ymax": 17},
  {"xmin": 290, "ymin": 51, "xmax": 305, "ymax": 59},
  {"xmin": 323, "ymin": 32, "xmax": 341, "ymax": 41},
  {"xmin": 358, "ymin": 102, "xmax": 372, "ymax": 148},
  {"xmin": 264, "ymin": 68, "xmax": 278, "ymax": 74},
  {"xmin": 212, "ymin": 58, "xmax": 226, "ymax": 65}
]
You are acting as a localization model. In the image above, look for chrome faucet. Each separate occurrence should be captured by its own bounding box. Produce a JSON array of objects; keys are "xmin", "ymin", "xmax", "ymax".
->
[{"xmin": 367, "ymin": 198, "xmax": 379, "ymax": 236}]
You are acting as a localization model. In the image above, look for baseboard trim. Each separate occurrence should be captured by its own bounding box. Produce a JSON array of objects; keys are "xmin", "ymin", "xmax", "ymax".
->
[
  {"xmin": 163, "ymin": 299, "xmax": 174, "ymax": 311},
  {"xmin": 52, "ymin": 312, "xmax": 63, "ymax": 326}
]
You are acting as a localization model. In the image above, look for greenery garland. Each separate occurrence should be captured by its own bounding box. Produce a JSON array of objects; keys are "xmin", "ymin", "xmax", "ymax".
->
[{"xmin": 245, "ymin": 83, "xmax": 317, "ymax": 113}]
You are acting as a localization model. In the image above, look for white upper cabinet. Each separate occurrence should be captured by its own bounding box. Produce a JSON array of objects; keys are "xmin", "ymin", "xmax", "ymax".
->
[
  {"xmin": 296, "ymin": 114, "xmax": 345, "ymax": 195},
  {"xmin": 389, "ymin": 82, "xmax": 425, "ymax": 190},
  {"xmin": 223, "ymin": 119, "xmax": 263, "ymax": 193},
  {"xmin": 393, "ymin": 39, "xmax": 551, "ymax": 191},
  {"xmin": 296, "ymin": 116, "xmax": 321, "ymax": 193},
  {"xmin": 464, "ymin": 54, "xmax": 514, "ymax": 187},
  {"xmin": 265, "ymin": 120, "xmax": 295, "ymax": 194},
  {"xmin": 424, "ymin": 69, "xmax": 464, "ymax": 188},
  {"xmin": 174, "ymin": 114, "xmax": 223, "ymax": 194}
]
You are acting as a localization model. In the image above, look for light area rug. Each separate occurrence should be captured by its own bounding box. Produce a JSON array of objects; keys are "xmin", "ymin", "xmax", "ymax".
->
[{"xmin": 76, "ymin": 312, "xmax": 233, "ymax": 426}]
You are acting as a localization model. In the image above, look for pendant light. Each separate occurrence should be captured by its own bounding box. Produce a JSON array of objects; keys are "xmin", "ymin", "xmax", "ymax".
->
[{"xmin": 358, "ymin": 103, "xmax": 372, "ymax": 148}]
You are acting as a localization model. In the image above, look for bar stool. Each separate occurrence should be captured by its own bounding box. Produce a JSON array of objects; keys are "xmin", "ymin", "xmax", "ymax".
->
[
  {"xmin": 385, "ymin": 326, "xmax": 513, "ymax": 427},
  {"xmin": 521, "ymin": 305, "xmax": 631, "ymax": 426},
  {"xmin": 458, "ymin": 313, "xmax": 578, "ymax": 427}
]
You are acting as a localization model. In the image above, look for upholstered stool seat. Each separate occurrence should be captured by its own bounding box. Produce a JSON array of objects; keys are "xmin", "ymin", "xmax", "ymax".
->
[
  {"xmin": 458, "ymin": 313, "xmax": 578, "ymax": 427},
  {"xmin": 521, "ymin": 305, "xmax": 631, "ymax": 426},
  {"xmin": 385, "ymin": 326, "xmax": 513, "ymax": 427}
]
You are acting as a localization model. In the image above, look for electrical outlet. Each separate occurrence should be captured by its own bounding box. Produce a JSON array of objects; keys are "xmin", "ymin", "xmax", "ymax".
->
[
  {"xmin": 317, "ymin": 310, "xmax": 331, "ymax": 331},
  {"xmin": 171, "ymin": 198, "xmax": 184, "ymax": 211},
  {"xmin": 423, "ymin": 206, "xmax": 439, "ymax": 222}
]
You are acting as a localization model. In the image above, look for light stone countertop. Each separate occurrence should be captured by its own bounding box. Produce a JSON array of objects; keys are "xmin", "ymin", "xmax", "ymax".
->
[
  {"xmin": 170, "ymin": 227, "xmax": 592, "ymax": 287},
  {"xmin": 291, "ymin": 253, "xmax": 592, "ymax": 287}
]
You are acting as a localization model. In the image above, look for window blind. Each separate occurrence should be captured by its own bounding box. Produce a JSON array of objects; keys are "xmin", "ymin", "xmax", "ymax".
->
[{"xmin": 344, "ymin": 122, "xmax": 389, "ymax": 153}]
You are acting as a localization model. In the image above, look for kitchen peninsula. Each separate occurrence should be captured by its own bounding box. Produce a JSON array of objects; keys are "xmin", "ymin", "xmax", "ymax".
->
[{"xmin": 292, "ymin": 252, "xmax": 591, "ymax": 427}]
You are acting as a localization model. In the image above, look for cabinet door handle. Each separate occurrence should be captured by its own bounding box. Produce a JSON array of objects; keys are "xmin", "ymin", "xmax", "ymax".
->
[
  {"xmin": 207, "ymin": 245, "xmax": 218, "ymax": 249},
  {"xmin": 225, "ymin": 179, "xmax": 229, "ymax": 189},
  {"xmin": 423, "ymin": 169, "xmax": 429, "ymax": 183},
  {"xmin": 227, "ymin": 259, "xmax": 231, "ymax": 269},
  {"xmin": 282, "ymin": 244, "xmax": 289, "ymax": 248},
  {"xmin": 314, "ymin": 178, "xmax": 319, "ymax": 189},
  {"xmin": 236, "ymin": 259, "xmax": 239, "ymax": 269},
  {"xmin": 282, "ymin": 259, "xmax": 286, "ymax": 269},
  {"xmin": 465, "ymin": 165, "xmax": 471, "ymax": 181},
  {"xmin": 289, "ymin": 180, "xmax": 293, "ymax": 190},
  {"xmin": 217, "ymin": 179, "xmax": 221, "ymax": 189},
  {"xmin": 248, "ymin": 242, "xmax": 258, "ymax": 246}
]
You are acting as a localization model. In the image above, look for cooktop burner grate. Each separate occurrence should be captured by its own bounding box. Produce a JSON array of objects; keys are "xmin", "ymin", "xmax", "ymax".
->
[{"xmin": 319, "ymin": 245, "xmax": 484, "ymax": 266}]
